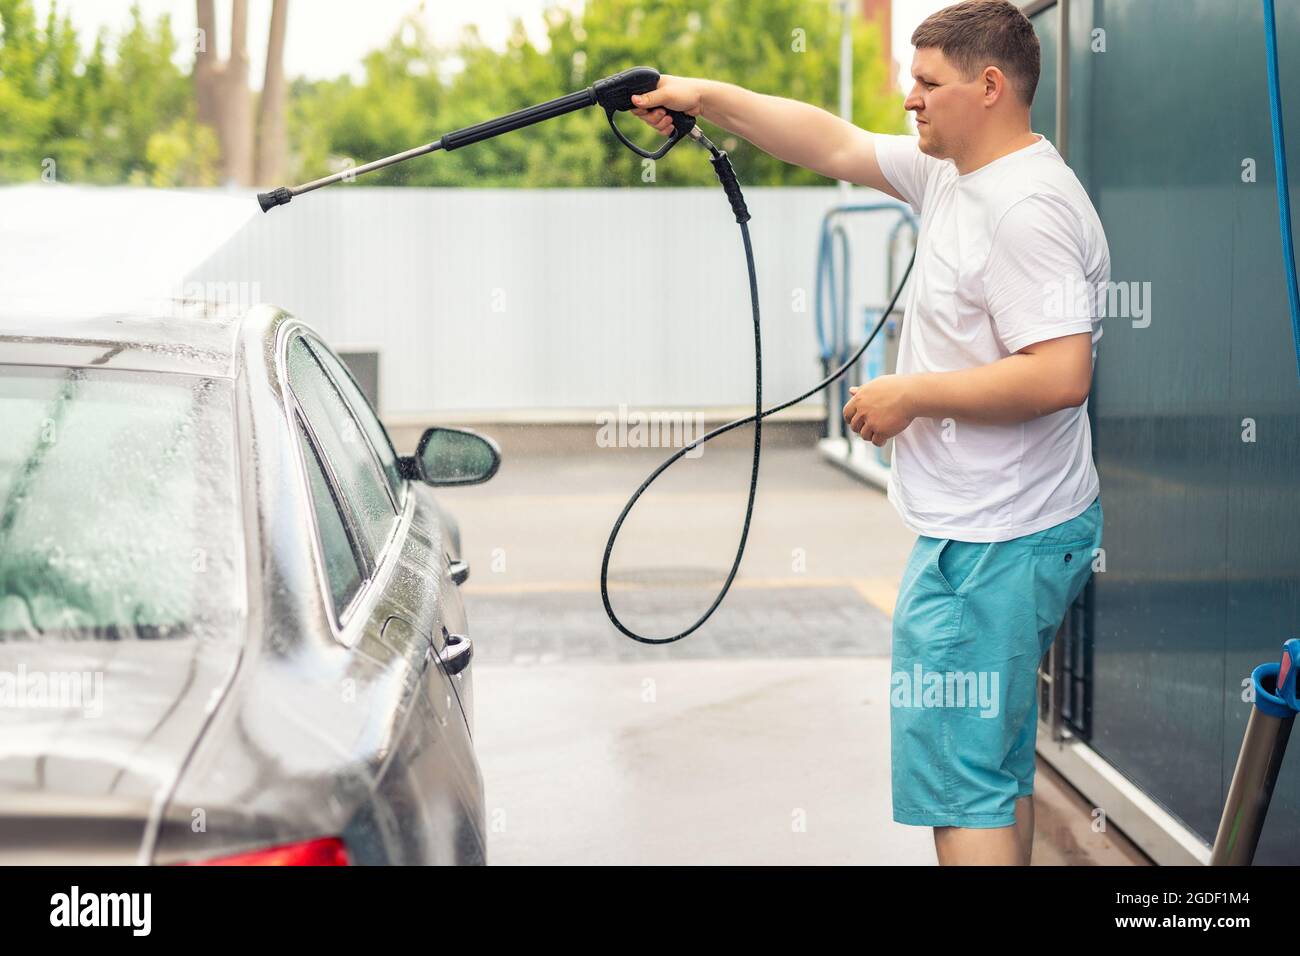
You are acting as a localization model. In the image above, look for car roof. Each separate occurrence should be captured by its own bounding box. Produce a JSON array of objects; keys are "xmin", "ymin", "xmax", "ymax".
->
[{"xmin": 0, "ymin": 303, "xmax": 258, "ymax": 379}]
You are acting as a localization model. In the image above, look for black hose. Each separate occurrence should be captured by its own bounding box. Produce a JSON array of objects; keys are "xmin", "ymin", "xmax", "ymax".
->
[
  {"xmin": 601, "ymin": 143, "xmax": 916, "ymax": 644},
  {"xmin": 255, "ymin": 87, "xmax": 918, "ymax": 647}
]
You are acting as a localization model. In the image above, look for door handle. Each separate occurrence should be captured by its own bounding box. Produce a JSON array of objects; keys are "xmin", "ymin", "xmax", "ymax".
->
[
  {"xmin": 447, "ymin": 558, "xmax": 470, "ymax": 586},
  {"xmin": 439, "ymin": 631, "xmax": 473, "ymax": 676}
]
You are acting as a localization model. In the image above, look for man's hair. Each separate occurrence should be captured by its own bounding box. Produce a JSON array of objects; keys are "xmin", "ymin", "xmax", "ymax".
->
[{"xmin": 911, "ymin": 0, "xmax": 1041, "ymax": 106}]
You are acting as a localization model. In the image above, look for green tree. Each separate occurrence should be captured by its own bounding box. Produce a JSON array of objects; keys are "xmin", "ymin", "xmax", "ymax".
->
[
  {"xmin": 0, "ymin": 0, "xmax": 216, "ymax": 185},
  {"xmin": 1, "ymin": 0, "xmax": 903, "ymax": 189},
  {"xmin": 287, "ymin": 15, "xmax": 447, "ymax": 187},
  {"xmin": 289, "ymin": 0, "xmax": 906, "ymax": 188}
]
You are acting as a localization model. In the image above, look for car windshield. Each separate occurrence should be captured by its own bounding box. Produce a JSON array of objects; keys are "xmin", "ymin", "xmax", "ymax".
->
[{"xmin": 0, "ymin": 364, "xmax": 244, "ymax": 641}]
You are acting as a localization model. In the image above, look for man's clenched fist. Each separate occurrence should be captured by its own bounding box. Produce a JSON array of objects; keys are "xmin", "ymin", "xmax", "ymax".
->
[{"xmin": 843, "ymin": 374, "xmax": 917, "ymax": 447}]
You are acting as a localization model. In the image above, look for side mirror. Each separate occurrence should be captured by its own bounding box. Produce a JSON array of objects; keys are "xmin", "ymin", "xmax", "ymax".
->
[{"xmin": 405, "ymin": 426, "xmax": 500, "ymax": 486}]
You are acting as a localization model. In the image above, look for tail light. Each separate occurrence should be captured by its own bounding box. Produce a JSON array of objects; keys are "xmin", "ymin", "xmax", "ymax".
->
[{"xmin": 182, "ymin": 837, "xmax": 351, "ymax": 866}]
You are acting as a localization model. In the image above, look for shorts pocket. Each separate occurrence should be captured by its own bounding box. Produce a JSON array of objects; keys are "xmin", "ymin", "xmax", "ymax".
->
[
  {"xmin": 1029, "ymin": 539, "xmax": 1094, "ymax": 646},
  {"xmin": 1029, "ymin": 536, "xmax": 1093, "ymax": 556},
  {"xmin": 933, "ymin": 539, "xmax": 994, "ymax": 595}
]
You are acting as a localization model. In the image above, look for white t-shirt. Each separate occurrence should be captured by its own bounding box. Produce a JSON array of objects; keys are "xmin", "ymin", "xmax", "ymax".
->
[{"xmin": 873, "ymin": 132, "xmax": 1109, "ymax": 542}]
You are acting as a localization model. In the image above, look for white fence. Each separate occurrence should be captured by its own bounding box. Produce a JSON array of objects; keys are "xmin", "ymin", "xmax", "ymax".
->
[{"xmin": 190, "ymin": 186, "xmax": 911, "ymax": 416}]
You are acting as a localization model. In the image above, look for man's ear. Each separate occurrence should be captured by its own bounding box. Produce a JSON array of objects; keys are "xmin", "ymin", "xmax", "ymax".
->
[{"xmin": 982, "ymin": 65, "xmax": 1007, "ymax": 106}]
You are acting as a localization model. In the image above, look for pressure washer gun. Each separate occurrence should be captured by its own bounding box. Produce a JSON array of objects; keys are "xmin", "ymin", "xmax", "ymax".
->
[{"xmin": 257, "ymin": 67, "xmax": 749, "ymax": 225}]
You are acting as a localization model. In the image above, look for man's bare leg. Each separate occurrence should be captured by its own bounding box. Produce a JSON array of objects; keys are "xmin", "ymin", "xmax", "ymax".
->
[{"xmin": 933, "ymin": 796, "xmax": 1035, "ymax": 865}]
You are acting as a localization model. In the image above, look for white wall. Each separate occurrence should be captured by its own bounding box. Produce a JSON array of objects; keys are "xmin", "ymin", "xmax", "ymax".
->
[{"xmin": 189, "ymin": 186, "xmax": 912, "ymax": 416}]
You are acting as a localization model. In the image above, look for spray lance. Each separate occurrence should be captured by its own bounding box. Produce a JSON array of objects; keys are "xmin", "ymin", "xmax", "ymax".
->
[
  {"xmin": 257, "ymin": 68, "xmax": 717, "ymax": 209},
  {"xmin": 259, "ymin": 66, "xmax": 913, "ymax": 645}
]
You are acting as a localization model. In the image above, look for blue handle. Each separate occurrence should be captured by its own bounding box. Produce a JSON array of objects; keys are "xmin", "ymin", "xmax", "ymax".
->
[{"xmin": 1252, "ymin": 638, "xmax": 1300, "ymax": 718}]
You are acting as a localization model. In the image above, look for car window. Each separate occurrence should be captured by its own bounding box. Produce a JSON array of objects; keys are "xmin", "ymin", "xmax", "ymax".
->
[
  {"xmin": 307, "ymin": 339, "xmax": 405, "ymax": 507},
  {"xmin": 295, "ymin": 416, "xmax": 363, "ymax": 619},
  {"xmin": 0, "ymin": 365, "xmax": 242, "ymax": 641},
  {"xmin": 287, "ymin": 336, "xmax": 397, "ymax": 565}
]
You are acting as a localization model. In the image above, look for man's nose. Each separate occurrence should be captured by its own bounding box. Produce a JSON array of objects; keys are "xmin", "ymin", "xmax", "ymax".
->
[{"xmin": 903, "ymin": 89, "xmax": 924, "ymax": 112}]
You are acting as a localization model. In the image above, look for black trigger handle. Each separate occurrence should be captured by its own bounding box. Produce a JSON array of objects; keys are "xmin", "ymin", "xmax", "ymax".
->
[{"xmin": 592, "ymin": 66, "xmax": 695, "ymax": 160}]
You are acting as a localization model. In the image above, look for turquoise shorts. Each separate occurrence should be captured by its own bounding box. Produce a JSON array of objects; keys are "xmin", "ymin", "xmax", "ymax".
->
[{"xmin": 889, "ymin": 496, "xmax": 1102, "ymax": 829}]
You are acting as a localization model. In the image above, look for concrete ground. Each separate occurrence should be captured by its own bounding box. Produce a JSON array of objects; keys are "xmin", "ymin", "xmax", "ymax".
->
[{"xmin": 399, "ymin": 416, "xmax": 1150, "ymax": 865}]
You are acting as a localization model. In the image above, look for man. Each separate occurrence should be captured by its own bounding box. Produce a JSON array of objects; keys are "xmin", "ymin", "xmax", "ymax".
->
[{"xmin": 632, "ymin": 0, "xmax": 1107, "ymax": 865}]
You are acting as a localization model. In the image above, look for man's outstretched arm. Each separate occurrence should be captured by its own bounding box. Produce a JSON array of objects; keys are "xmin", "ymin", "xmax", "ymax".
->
[{"xmin": 630, "ymin": 75, "xmax": 905, "ymax": 200}]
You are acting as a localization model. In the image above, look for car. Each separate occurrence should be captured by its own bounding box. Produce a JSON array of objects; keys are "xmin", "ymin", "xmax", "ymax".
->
[{"xmin": 0, "ymin": 304, "xmax": 496, "ymax": 865}]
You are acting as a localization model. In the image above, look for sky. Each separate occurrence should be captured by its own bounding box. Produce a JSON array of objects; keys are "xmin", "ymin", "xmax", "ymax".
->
[{"xmin": 38, "ymin": 0, "xmax": 950, "ymax": 93}]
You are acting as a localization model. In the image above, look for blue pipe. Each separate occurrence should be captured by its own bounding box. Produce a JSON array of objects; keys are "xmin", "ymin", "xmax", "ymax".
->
[
  {"xmin": 887, "ymin": 215, "xmax": 919, "ymax": 287},
  {"xmin": 831, "ymin": 224, "xmax": 850, "ymax": 360},
  {"xmin": 812, "ymin": 202, "xmax": 917, "ymax": 363},
  {"xmin": 1263, "ymin": 0, "xmax": 1300, "ymax": 381}
]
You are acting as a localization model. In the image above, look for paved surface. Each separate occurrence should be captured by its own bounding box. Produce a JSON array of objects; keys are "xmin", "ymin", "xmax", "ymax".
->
[
  {"xmin": 473, "ymin": 657, "xmax": 932, "ymax": 865},
  {"xmin": 463, "ymin": 586, "xmax": 893, "ymax": 663},
  {"xmin": 415, "ymin": 430, "xmax": 1149, "ymax": 865}
]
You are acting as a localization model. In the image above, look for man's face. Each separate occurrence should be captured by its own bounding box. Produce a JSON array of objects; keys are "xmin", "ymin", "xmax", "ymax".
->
[{"xmin": 904, "ymin": 47, "xmax": 986, "ymax": 159}]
